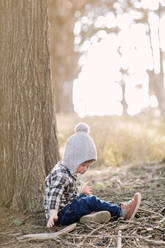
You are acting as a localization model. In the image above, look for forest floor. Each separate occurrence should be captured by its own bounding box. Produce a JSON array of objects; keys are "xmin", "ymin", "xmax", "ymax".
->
[{"xmin": 0, "ymin": 162, "xmax": 165, "ymax": 248}]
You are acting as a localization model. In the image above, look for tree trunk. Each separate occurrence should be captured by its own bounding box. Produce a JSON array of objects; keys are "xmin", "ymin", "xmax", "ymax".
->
[
  {"xmin": 147, "ymin": 9, "xmax": 165, "ymax": 116},
  {"xmin": 0, "ymin": 0, "xmax": 59, "ymax": 212},
  {"xmin": 156, "ymin": 7, "xmax": 165, "ymax": 116},
  {"xmin": 121, "ymin": 81, "xmax": 128, "ymax": 116},
  {"xmin": 48, "ymin": 0, "xmax": 78, "ymax": 113},
  {"xmin": 148, "ymin": 70, "xmax": 165, "ymax": 115}
]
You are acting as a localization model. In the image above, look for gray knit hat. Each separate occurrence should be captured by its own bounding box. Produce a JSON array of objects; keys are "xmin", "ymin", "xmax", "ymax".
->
[{"xmin": 63, "ymin": 123, "xmax": 97, "ymax": 174}]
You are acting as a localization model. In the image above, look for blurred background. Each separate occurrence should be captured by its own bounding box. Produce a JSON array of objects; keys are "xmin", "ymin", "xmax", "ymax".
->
[{"xmin": 48, "ymin": 0, "xmax": 165, "ymax": 167}]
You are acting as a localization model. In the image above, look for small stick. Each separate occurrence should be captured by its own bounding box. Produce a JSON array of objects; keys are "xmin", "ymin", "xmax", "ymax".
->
[
  {"xmin": 139, "ymin": 237, "xmax": 165, "ymax": 246},
  {"xmin": 139, "ymin": 208, "xmax": 163, "ymax": 217},
  {"xmin": 159, "ymin": 216, "xmax": 165, "ymax": 223},
  {"xmin": 81, "ymin": 222, "xmax": 109, "ymax": 244}
]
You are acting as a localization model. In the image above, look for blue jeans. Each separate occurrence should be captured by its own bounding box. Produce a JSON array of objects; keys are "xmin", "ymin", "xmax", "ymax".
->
[{"xmin": 55, "ymin": 194, "xmax": 122, "ymax": 226}]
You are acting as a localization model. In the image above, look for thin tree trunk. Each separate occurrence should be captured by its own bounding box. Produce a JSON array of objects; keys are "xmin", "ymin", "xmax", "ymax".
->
[
  {"xmin": 147, "ymin": 9, "xmax": 165, "ymax": 116},
  {"xmin": 0, "ymin": 0, "xmax": 59, "ymax": 212},
  {"xmin": 121, "ymin": 81, "xmax": 128, "ymax": 116}
]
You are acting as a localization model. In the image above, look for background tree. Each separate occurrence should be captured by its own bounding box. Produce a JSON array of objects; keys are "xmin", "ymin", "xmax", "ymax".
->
[
  {"xmin": 48, "ymin": 0, "xmax": 79, "ymax": 113},
  {"xmin": 48, "ymin": 0, "xmax": 98, "ymax": 113},
  {"xmin": 0, "ymin": 0, "xmax": 59, "ymax": 212},
  {"xmin": 48, "ymin": 0, "xmax": 165, "ymax": 116},
  {"xmin": 147, "ymin": 4, "xmax": 165, "ymax": 115}
]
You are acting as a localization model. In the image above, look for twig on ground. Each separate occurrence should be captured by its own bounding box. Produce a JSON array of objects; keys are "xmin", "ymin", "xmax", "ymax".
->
[
  {"xmin": 139, "ymin": 208, "xmax": 164, "ymax": 217},
  {"xmin": 81, "ymin": 222, "xmax": 108, "ymax": 244},
  {"xmin": 138, "ymin": 236, "xmax": 165, "ymax": 246}
]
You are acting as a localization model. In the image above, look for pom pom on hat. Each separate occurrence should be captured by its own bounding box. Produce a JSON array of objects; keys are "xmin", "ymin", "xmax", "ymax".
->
[{"xmin": 74, "ymin": 122, "xmax": 90, "ymax": 133}]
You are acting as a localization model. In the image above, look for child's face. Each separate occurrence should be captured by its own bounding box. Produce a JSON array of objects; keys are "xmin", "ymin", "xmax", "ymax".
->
[{"xmin": 76, "ymin": 160, "xmax": 94, "ymax": 174}]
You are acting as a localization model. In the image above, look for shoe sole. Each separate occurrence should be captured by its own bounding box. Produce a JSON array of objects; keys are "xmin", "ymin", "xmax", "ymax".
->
[
  {"xmin": 80, "ymin": 211, "xmax": 111, "ymax": 224},
  {"xmin": 129, "ymin": 192, "xmax": 141, "ymax": 220}
]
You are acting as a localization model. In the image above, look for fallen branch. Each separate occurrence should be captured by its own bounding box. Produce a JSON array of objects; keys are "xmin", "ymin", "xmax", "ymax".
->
[{"xmin": 18, "ymin": 223, "xmax": 77, "ymax": 241}]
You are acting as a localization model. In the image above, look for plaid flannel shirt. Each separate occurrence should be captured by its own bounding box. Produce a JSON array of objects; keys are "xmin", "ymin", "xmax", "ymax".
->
[{"xmin": 44, "ymin": 162, "xmax": 79, "ymax": 219}]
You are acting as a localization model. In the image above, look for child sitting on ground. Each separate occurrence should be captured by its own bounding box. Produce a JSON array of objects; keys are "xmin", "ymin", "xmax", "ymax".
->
[{"xmin": 44, "ymin": 123, "xmax": 141, "ymax": 227}]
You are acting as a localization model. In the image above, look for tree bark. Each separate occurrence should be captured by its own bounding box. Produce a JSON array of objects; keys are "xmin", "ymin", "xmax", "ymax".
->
[{"xmin": 0, "ymin": 0, "xmax": 59, "ymax": 212}]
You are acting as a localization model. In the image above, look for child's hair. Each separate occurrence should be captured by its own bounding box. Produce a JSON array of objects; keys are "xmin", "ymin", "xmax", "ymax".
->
[{"xmin": 83, "ymin": 159, "xmax": 95, "ymax": 164}]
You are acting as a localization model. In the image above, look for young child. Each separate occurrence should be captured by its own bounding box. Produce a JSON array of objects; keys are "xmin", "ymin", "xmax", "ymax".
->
[{"xmin": 44, "ymin": 123, "xmax": 141, "ymax": 227}]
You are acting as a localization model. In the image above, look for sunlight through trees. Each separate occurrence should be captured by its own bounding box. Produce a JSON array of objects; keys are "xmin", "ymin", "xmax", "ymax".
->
[{"xmin": 48, "ymin": 0, "xmax": 165, "ymax": 116}]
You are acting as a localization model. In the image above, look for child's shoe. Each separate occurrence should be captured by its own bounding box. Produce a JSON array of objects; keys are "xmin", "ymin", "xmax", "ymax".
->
[
  {"xmin": 121, "ymin": 192, "xmax": 141, "ymax": 220},
  {"xmin": 80, "ymin": 211, "xmax": 111, "ymax": 224}
]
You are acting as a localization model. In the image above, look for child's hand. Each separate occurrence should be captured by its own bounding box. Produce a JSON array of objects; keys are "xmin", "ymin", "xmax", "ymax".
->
[
  {"xmin": 81, "ymin": 182, "xmax": 93, "ymax": 195},
  {"xmin": 47, "ymin": 209, "xmax": 58, "ymax": 228}
]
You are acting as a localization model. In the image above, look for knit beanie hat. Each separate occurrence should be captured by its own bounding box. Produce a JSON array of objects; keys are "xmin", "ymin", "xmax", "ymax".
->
[{"xmin": 63, "ymin": 123, "xmax": 97, "ymax": 174}]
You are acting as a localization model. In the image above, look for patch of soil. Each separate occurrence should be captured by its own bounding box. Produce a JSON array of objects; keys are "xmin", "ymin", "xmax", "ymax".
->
[{"xmin": 0, "ymin": 163, "xmax": 165, "ymax": 248}]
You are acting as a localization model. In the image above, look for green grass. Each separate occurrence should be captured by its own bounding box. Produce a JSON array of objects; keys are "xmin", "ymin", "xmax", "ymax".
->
[{"xmin": 56, "ymin": 113, "xmax": 165, "ymax": 167}]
